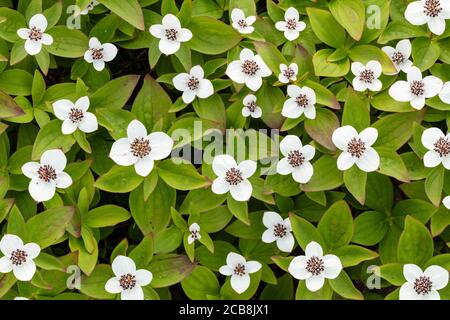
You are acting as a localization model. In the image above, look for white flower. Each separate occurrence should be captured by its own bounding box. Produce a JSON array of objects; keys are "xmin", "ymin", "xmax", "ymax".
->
[
  {"xmin": 443, "ymin": 195, "xmax": 450, "ymax": 209},
  {"xmin": 0, "ymin": 234, "xmax": 40, "ymax": 282},
  {"xmin": 52, "ymin": 96, "xmax": 98, "ymax": 135},
  {"xmin": 275, "ymin": 7, "xmax": 306, "ymax": 41},
  {"xmin": 276, "ymin": 135, "xmax": 315, "ymax": 184},
  {"xmin": 281, "ymin": 85, "xmax": 316, "ymax": 119},
  {"xmin": 332, "ymin": 126, "xmax": 380, "ymax": 172},
  {"xmin": 351, "ymin": 61, "xmax": 383, "ymax": 92},
  {"xmin": 278, "ymin": 63, "xmax": 298, "ymax": 83},
  {"xmin": 17, "ymin": 14, "xmax": 53, "ymax": 56},
  {"xmin": 211, "ymin": 155, "xmax": 256, "ymax": 202},
  {"xmin": 84, "ymin": 37, "xmax": 118, "ymax": 72},
  {"xmin": 288, "ymin": 241, "xmax": 342, "ymax": 292},
  {"xmin": 172, "ymin": 65, "xmax": 214, "ymax": 104},
  {"xmin": 241, "ymin": 94, "xmax": 262, "ymax": 118},
  {"xmin": 389, "ymin": 66, "xmax": 443, "ymax": 110},
  {"xmin": 187, "ymin": 223, "xmax": 201, "ymax": 244},
  {"xmin": 225, "ymin": 48, "xmax": 271, "ymax": 92},
  {"xmin": 109, "ymin": 120, "xmax": 173, "ymax": 177},
  {"xmin": 421, "ymin": 127, "xmax": 450, "ymax": 169},
  {"xmin": 439, "ymin": 81, "xmax": 450, "ymax": 104},
  {"xmin": 80, "ymin": 0, "xmax": 99, "ymax": 15},
  {"xmin": 105, "ymin": 255, "xmax": 153, "ymax": 300},
  {"xmin": 21, "ymin": 149, "xmax": 72, "ymax": 202},
  {"xmin": 399, "ymin": 264, "xmax": 448, "ymax": 300},
  {"xmin": 149, "ymin": 14, "xmax": 192, "ymax": 55},
  {"xmin": 219, "ymin": 252, "xmax": 261, "ymax": 294},
  {"xmin": 405, "ymin": 0, "xmax": 450, "ymax": 36},
  {"xmin": 14, "ymin": 297, "xmax": 29, "ymax": 300},
  {"xmin": 382, "ymin": 39, "xmax": 413, "ymax": 74},
  {"xmin": 231, "ymin": 8, "xmax": 256, "ymax": 34},
  {"xmin": 261, "ymin": 212, "xmax": 294, "ymax": 252}
]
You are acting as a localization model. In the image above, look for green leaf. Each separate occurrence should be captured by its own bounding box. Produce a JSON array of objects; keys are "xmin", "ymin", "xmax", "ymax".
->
[
  {"xmin": 0, "ymin": 69, "xmax": 33, "ymax": 96},
  {"xmin": 412, "ymin": 37, "xmax": 441, "ymax": 71},
  {"xmin": 0, "ymin": 90, "xmax": 24, "ymax": 119},
  {"xmin": 306, "ymin": 7, "xmax": 346, "ymax": 48},
  {"xmin": 317, "ymin": 200, "xmax": 353, "ymax": 249},
  {"xmin": 329, "ymin": 0, "xmax": 366, "ymax": 41},
  {"xmin": 378, "ymin": 20, "xmax": 429, "ymax": 44},
  {"xmin": 253, "ymin": 40, "xmax": 287, "ymax": 75},
  {"xmin": 98, "ymin": 0, "xmax": 145, "ymax": 30},
  {"xmin": 313, "ymin": 49, "xmax": 350, "ymax": 77},
  {"xmin": 398, "ymin": 216, "xmax": 433, "ymax": 266},
  {"xmin": 348, "ymin": 45, "xmax": 397, "ymax": 74},
  {"xmin": 344, "ymin": 166, "xmax": 367, "ymax": 204},
  {"xmin": 296, "ymin": 279, "xmax": 333, "ymax": 300},
  {"xmin": 0, "ymin": 7, "xmax": 26, "ymax": 42},
  {"xmin": 425, "ymin": 166, "xmax": 444, "ymax": 206},
  {"xmin": 181, "ymin": 265, "xmax": 220, "ymax": 299},
  {"xmin": 149, "ymin": 254, "xmax": 195, "ymax": 288},
  {"xmin": 329, "ymin": 271, "xmax": 364, "ymax": 300},
  {"xmin": 79, "ymin": 264, "xmax": 115, "ymax": 299},
  {"xmin": 32, "ymin": 119, "xmax": 76, "ymax": 160},
  {"xmin": 289, "ymin": 213, "xmax": 326, "ymax": 250},
  {"xmin": 157, "ymin": 159, "xmax": 208, "ymax": 190},
  {"xmin": 376, "ymin": 147, "xmax": 410, "ymax": 182},
  {"xmin": 227, "ymin": 194, "xmax": 249, "ymax": 225},
  {"xmin": 129, "ymin": 235, "xmax": 154, "ymax": 268},
  {"xmin": 46, "ymin": 27, "xmax": 89, "ymax": 58},
  {"xmin": 341, "ymin": 88, "xmax": 370, "ymax": 131},
  {"xmin": 95, "ymin": 165, "xmax": 144, "ymax": 193},
  {"xmin": 302, "ymin": 155, "xmax": 343, "ymax": 192},
  {"xmin": 90, "ymin": 75, "xmax": 140, "ymax": 110},
  {"xmin": 352, "ymin": 211, "xmax": 388, "ymax": 245},
  {"xmin": 304, "ymin": 108, "xmax": 340, "ymax": 151},
  {"xmin": 332, "ymin": 245, "xmax": 378, "ymax": 267},
  {"xmin": 225, "ymin": 211, "xmax": 265, "ymax": 239},
  {"xmin": 377, "ymin": 263, "xmax": 405, "ymax": 286},
  {"xmin": 84, "ymin": 205, "xmax": 131, "ymax": 228}
]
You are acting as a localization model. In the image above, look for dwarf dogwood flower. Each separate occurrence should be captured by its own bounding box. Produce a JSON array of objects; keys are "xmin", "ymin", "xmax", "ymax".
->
[
  {"xmin": 149, "ymin": 14, "xmax": 192, "ymax": 55},
  {"xmin": 0, "ymin": 235, "xmax": 40, "ymax": 281},
  {"xmin": 399, "ymin": 264, "xmax": 449, "ymax": 300},
  {"xmin": 226, "ymin": 48, "xmax": 271, "ymax": 92},
  {"xmin": 187, "ymin": 223, "xmax": 201, "ymax": 244},
  {"xmin": 211, "ymin": 154, "xmax": 256, "ymax": 202},
  {"xmin": 281, "ymin": 85, "xmax": 316, "ymax": 119},
  {"xmin": 276, "ymin": 135, "xmax": 315, "ymax": 184},
  {"xmin": 443, "ymin": 195, "xmax": 450, "ymax": 209},
  {"xmin": 382, "ymin": 40, "xmax": 413, "ymax": 74},
  {"xmin": 241, "ymin": 94, "xmax": 262, "ymax": 118},
  {"xmin": 21, "ymin": 149, "xmax": 72, "ymax": 202},
  {"xmin": 109, "ymin": 120, "xmax": 173, "ymax": 177},
  {"xmin": 17, "ymin": 14, "xmax": 53, "ymax": 56},
  {"xmin": 351, "ymin": 61, "xmax": 383, "ymax": 92},
  {"xmin": 405, "ymin": 0, "xmax": 450, "ymax": 35},
  {"xmin": 231, "ymin": 8, "xmax": 256, "ymax": 34},
  {"xmin": 421, "ymin": 127, "xmax": 450, "ymax": 169},
  {"xmin": 84, "ymin": 37, "xmax": 118, "ymax": 71},
  {"xmin": 80, "ymin": 0, "xmax": 99, "ymax": 15},
  {"xmin": 172, "ymin": 65, "xmax": 213, "ymax": 104},
  {"xmin": 219, "ymin": 252, "xmax": 261, "ymax": 294},
  {"xmin": 105, "ymin": 255, "xmax": 153, "ymax": 300},
  {"xmin": 278, "ymin": 63, "xmax": 298, "ymax": 84},
  {"xmin": 389, "ymin": 66, "xmax": 443, "ymax": 110},
  {"xmin": 261, "ymin": 212, "xmax": 294, "ymax": 252},
  {"xmin": 52, "ymin": 96, "xmax": 98, "ymax": 135},
  {"xmin": 288, "ymin": 241, "xmax": 342, "ymax": 292},
  {"xmin": 275, "ymin": 7, "xmax": 306, "ymax": 41},
  {"xmin": 439, "ymin": 82, "xmax": 450, "ymax": 104},
  {"xmin": 332, "ymin": 126, "xmax": 380, "ymax": 172}
]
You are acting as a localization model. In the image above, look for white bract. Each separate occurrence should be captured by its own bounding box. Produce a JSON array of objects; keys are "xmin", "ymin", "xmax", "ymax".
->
[
  {"xmin": 275, "ymin": 7, "xmax": 306, "ymax": 41},
  {"xmin": 231, "ymin": 8, "xmax": 256, "ymax": 34},
  {"xmin": 219, "ymin": 252, "xmax": 261, "ymax": 294},
  {"xmin": 278, "ymin": 63, "xmax": 298, "ymax": 83},
  {"xmin": 226, "ymin": 48, "xmax": 271, "ymax": 91},
  {"xmin": 389, "ymin": 66, "xmax": 443, "ymax": 110},
  {"xmin": 14, "ymin": 297, "xmax": 29, "ymax": 300},
  {"xmin": 288, "ymin": 241, "xmax": 342, "ymax": 292},
  {"xmin": 421, "ymin": 127, "xmax": 450, "ymax": 169},
  {"xmin": 405, "ymin": 0, "xmax": 450, "ymax": 35},
  {"xmin": 276, "ymin": 135, "xmax": 315, "ymax": 184},
  {"xmin": 21, "ymin": 149, "xmax": 72, "ymax": 202},
  {"xmin": 187, "ymin": 223, "xmax": 201, "ymax": 244},
  {"xmin": 149, "ymin": 14, "xmax": 192, "ymax": 55},
  {"xmin": 281, "ymin": 85, "xmax": 316, "ymax": 119},
  {"xmin": 382, "ymin": 39, "xmax": 413, "ymax": 74},
  {"xmin": 439, "ymin": 82, "xmax": 450, "ymax": 104},
  {"xmin": 0, "ymin": 235, "xmax": 40, "ymax": 281},
  {"xmin": 109, "ymin": 120, "xmax": 173, "ymax": 177},
  {"xmin": 211, "ymin": 155, "xmax": 256, "ymax": 202},
  {"xmin": 52, "ymin": 96, "xmax": 98, "ymax": 135},
  {"xmin": 172, "ymin": 65, "xmax": 213, "ymax": 104},
  {"xmin": 105, "ymin": 256, "xmax": 153, "ymax": 300},
  {"xmin": 80, "ymin": 0, "xmax": 99, "ymax": 15},
  {"xmin": 332, "ymin": 126, "xmax": 380, "ymax": 172},
  {"xmin": 261, "ymin": 212, "xmax": 294, "ymax": 253},
  {"xmin": 443, "ymin": 195, "xmax": 450, "ymax": 209},
  {"xmin": 84, "ymin": 37, "xmax": 118, "ymax": 71},
  {"xmin": 241, "ymin": 94, "xmax": 262, "ymax": 118},
  {"xmin": 399, "ymin": 264, "xmax": 448, "ymax": 300},
  {"xmin": 17, "ymin": 14, "xmax": 53, "ymax": 56},
  {"xmin": 351, "ymin": 61, "xmax": 383, "ymax": 92}
]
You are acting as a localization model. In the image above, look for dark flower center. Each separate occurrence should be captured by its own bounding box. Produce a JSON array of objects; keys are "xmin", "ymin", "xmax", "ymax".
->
[
  {"xmin": 306, "ymin": 256, "xmax": 325, "ymax": 276},
  {"xmin": 233, "ymin": 263, "xmax": 246, "ymax": 276},
  {"xmin": 187, "ymin": 77, "xmax": 200, "ymax": 91},
  {"xmin": 91, "ymin": 48, "xmax": 104, "ymax": 60},
  {"xmin": 295, "ymin": 94, "xmax": 309, "ymax": 108},
  {"xmin": 225, "ymin": 168, "xmax": 243, "ymax": 185},
  {"xmin": 119, "ymin": 273, "xmax": 136, "ymax": 290},
  {"xmin": 238, "ymin": 19, "xmax": 247, "ymax": 29},
  {"xmin": 87, "ymin": 1, "xmax": 96, "ymax": 9},
  {"xmin": 424, "ymin": 0, "xmax": 442, "ymax": 17},
  {"xmin": 391, "ymin": 52, "xmax": 405, "ymax": 65},
  {"xmin": 433, "ymin": 137, "xmax": 450, "ymax": 157},
  {"xmin": 347, "ymin": 138, "xmax": 366, "ymax": 158},
  {"xmin": 286, "ymin": 19, "xmax": 297, "ymax": 30},
  {"xmin": 287, "ymin": 150, "xmax": 305, "ymax": 167},
  {"xmin": 283, "ymin": 67, "xmax": 295, "ymax": 80},
  {"xmin": 273, "ymin": 223, "xmax": 287, "ymax": 238},
  {"xmin": 410, "ymin": 80, "xmax": 425, "ymax": 97},
  {"xmin": 246, "ymin": 101, "xmax": 257, "ymax": 112},
  {"xmin": 130, "ymin": 137, "xmax": 151, "ymax": 158},
  {"xmin": 190, "ymin": 229, "xmax": 199, "ymax": 240},
  {"xmin": 10, "ymin": 249, "xmax": 27, "ymax": 266},
  {"xmin": 413, "ymin": 276, "xmax": 433, "ymax": 295},
  {"xmin": 165, "ymin": 28, "xmax": 178, "ymax": 41},
  {"xmin": 242, "ymin": 59, "xmax": 260, "ymax": 76},
  {"xmin": 359, "ymin": 69, "xmax": 375, "ymax": 83},
  {"xmin": 69, "ymin": 108, "xmax": 84, "ymax": 123},
  {"xmin": 28, "ymin": 26, "xmax": 43, "ymax": 41},
  {"xmin": 38, "ymin": 165, "xmax": 57, "ymax": 182}
]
